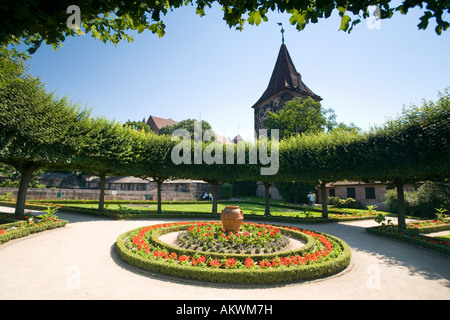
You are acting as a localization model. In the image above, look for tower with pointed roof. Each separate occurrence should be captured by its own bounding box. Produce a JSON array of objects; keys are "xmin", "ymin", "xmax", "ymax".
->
[{"xmin": 252, "ymin": 33, "xmax": 322, "ymax": 134}]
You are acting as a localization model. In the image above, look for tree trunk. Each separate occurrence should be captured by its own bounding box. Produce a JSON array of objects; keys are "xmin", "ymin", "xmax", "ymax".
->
[
  {"xmin": 156, "ymin": 179, "xmax": 163, "ymax": 214},
  {"xmin": 395, "ymin": 180, "xmax": 406, "ymax": 230},
  {"xmin": 212, "ymin": 181, "xmax": 218, "ymax": 214},
  {"xmin": 264, "ymin": 182, "xmax": 271, "ymax": 216},
  {"xmin": 320, "ymin": 181, "xmax": 328, "ymax": 219},
  {"xmin": 15, "ymin": 169, "xmax": 32, "ymax": 219},
  {"xmin": 98, "ymin": 172, "xmax": 106, "ymax": 212}
]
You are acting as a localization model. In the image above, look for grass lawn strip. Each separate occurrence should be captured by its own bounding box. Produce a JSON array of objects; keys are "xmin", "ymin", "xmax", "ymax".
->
[{"xmin": 0, "ymin": 198, "xmax": 385, "ymax": 223}]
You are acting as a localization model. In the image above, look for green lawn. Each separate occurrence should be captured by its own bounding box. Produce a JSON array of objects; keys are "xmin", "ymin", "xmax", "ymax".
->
[
  {"xmin": 0, "ymin": 196, "xmax": 391, "ymax": 219},
  {"xmin": 60, "ymin": 197, "xmax": 389, "ymax": 218},
  {"xmin": 64, "ymin": 201, "xmax": 321, "ymax": 217},
  {"xmin": 436, "ymin": 233, "xmax": 450, "ymax": 241}
]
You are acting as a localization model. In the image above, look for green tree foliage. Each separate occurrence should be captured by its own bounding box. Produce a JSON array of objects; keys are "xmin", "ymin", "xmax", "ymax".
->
[
  {"xmin": 263, "ymin": 97, "xmax": 360, "ymax": 217},
  {"xmin": 0, "ymin": 163, "xmax": 45, "ymax": 188},
  {"xmin": 277, "ymin": 128, "xmax": 364, "ymax": 218},
  {"xmin": 124, "ymin": 120, "xmax": 152, "ymax": 133},
  {"xmin": 220, "ymin": 182, "xmax": 232, "ymax": 199},
  {"xmin": 158, "ymin": 118, "xmax": 214, "ymax": 139},
  {"xmin": 0, "ymin": 47, "xmax": 92, "ymax": 218},
  {"xmin": 1, "ymin": 0, "xmax": 448, "ymax": 53},
  {"xmin": 264, "ymin": 97, "xmax": 325, "ymax": 139},
  {"xmin": 131, "ymin": 132, "xmax": 177, "ymax": 213},
  {"xmin": 385, "ymin": 182, "xmax": 450, "ymax": 218},
  {"xmin": 1, "ymin": 44, "xmax": 448, "ymax": 229},
  {"xmin": 276, "ymin": 181, "xmax": 317, "ymax": 204},
  {"xmin": 75, "ymin": 118, "xmax": 143, "ymax": 212},
  {"xmin": 264, "ymin": 97, "xmax": 361, "ymax": 140},
  {"xmin": 343, "ymin": 90, "xmax": 449, "ymax": 228},
  {"xmin": 231, "ymin": 180, "xmax": 257, "ymax": 197}
]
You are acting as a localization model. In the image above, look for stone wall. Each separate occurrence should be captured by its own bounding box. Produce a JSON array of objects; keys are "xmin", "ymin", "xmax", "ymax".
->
[
  {"xmin": 255, "ymin": 182, "xmax": 283, "ymax": 200},
  {"xmin": 0, "ymin": 181, "xmax": 215, "ymax": 201}
]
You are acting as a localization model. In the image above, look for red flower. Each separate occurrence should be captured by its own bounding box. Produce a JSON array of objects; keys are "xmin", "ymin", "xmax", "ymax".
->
[
  {"xmin": 244, "ymin": 258, "xmax": 254, "ymax": 268},
  {"xmin": 178, "ymin": 255, "xmax": 190, "ymax": 262},
  {"xmin": 208, "ymin": 259, "xmax": 221, "ymax": 268},
  {"xmin": 225, "ymin": 258, "xmax": 237, "ymax": 268},
  {"xmin": 197, "ymin": 256, "xmax": 206, "ymax": 264}
]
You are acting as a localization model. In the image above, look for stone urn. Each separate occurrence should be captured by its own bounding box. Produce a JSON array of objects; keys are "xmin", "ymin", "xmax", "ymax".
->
[{"xmin": 221, "ymin": 205, "xmax": 244, "ymax": 232}]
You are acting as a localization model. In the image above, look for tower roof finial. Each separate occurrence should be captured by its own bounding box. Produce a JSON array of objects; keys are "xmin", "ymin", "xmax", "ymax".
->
[{"xmin": 277, "ymin": 22, "xmax": 284, "ymax": 44}]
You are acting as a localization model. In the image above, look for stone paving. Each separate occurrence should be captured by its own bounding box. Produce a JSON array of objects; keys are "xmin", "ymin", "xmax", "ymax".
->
[{"xmin": 0, "ymin": 206, "xmax": 449, "ymax": 300}]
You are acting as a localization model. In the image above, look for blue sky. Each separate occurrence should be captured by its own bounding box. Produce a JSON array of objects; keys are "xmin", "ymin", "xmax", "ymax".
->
[{"xmin": 26, "ymin": 4, "xmax": 449, "ymax": 141}]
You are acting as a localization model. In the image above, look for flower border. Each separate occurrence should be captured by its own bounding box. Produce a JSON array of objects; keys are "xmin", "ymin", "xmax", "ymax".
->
[
  {"xmin": 116, "ymin": 221, "xmax": 352, "ymax": 284},
  {"xmin": 0, "ymin": 216, "xmax": 68, "ymax": 245},
  {"xmin": 366, "ymin": 225, "xmax": 450, "ymax": 256}
]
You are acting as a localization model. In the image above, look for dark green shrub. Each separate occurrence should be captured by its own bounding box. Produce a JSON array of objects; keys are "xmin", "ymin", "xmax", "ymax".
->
[
  {"xmin": 329, "ymin": 196, "xmax": 363, "ymax": 209},
  {"xmin": 275, "ymin": 181, "xmax": 316, "ymax": 204},
  {"xmin": 384, "ymin": 182, "xmax": 450, "ymax": 218},
  {"xmin": 220, "ymin": 183, "xmax": 232, "ymax": 199},
  {"xmin": 231, "ymin": 181, "xmax": 256, "ymax": 197}
]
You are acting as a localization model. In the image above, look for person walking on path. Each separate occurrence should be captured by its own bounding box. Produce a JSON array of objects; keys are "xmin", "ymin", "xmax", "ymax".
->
[{"xmin": 307, "ymin": 191, "xmax": 315, "ymax": 207}]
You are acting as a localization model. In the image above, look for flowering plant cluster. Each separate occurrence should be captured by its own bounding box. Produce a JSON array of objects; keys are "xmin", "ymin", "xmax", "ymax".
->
[
  {"xmin": 406, "ymin": 219, "xmax": 450, "ymax": 229},
  {"xmin": 176, "ymin": 221, "xmax": 289, "ymax": 254},
  {"xmin": 127, "ymin": 221, "xmax": 341, "ymax": 271},
  {"xmin": 329, "ymin": 207, "xmax": 379, "ymax": 219},
  {"xmin": 0, "ymin": 211, "xmax": 60, "ymax": 235},
  {"xmin": 0, "ymin": 209, "xmax": 67, "ymax": 245},
  {"xmin": 416, "ymin": 234, "xmax": 450, "ymax": 247},
  {"xmin": 367, "ymin": 221, "xmax": 450, "ymax": 256}
]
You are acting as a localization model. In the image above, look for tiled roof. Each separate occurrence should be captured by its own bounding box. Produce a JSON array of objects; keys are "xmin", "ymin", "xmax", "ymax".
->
[
  {"xmin": 146, "ymin": 115, "xmax": 178, "ymax": 133},
  {"xmin": 215, "ymin": 133, "xmax": 232, "ymax": 145}
]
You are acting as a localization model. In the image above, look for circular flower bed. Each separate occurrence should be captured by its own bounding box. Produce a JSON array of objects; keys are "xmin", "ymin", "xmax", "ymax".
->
[
  {"xmin": 116, "ymin": 221, "xmax": 351, "ymax": 284},
  {"xmin": 177, "ymin": 222, "xmax": 290, "ymax": 254}
]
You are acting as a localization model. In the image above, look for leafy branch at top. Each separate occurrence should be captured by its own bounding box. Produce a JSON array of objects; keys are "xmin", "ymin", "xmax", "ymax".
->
[{"xmin": 0, "ymin": 0, "xmax": 448, "ymax": 53}]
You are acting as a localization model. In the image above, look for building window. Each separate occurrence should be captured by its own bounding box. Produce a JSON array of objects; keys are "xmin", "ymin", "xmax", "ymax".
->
[
  {"xmin": 365, "ymin": 187, "xmax": 376, "ymax": 199},
  {"xmin": 329, "ymin": 188, "xmax": 335, "ymax": 197},
  {"xmin": 347, "ymin": 187, "xmax": 356, "ymax": 199}
]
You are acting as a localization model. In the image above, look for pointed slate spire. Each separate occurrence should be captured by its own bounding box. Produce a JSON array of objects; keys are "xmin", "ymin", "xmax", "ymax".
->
[{"xmin": 252, "ymin": 44, "xmax": 321, "ymax": 108}]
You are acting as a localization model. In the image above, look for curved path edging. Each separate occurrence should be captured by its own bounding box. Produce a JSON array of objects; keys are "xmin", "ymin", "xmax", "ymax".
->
[{"xmin": 0, "ymin": 206, "xmax": 449, "ymax": 299}]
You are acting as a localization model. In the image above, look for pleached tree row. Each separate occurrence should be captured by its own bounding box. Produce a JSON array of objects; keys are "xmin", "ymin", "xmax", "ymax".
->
[{"xmin": 1, "ymin": 48, "xmax": 449, "ymax": 231}]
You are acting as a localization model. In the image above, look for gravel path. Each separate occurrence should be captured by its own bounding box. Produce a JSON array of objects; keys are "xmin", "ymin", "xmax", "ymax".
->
[{"xmin": 0, "ymin": 206, "xmax": 449, "ymax": 300}]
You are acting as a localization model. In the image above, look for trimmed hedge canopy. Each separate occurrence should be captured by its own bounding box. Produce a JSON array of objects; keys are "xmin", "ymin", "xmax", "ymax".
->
[{"xmin": 1, "ymin": 47, "xmax": 449, "ymax": 221}]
